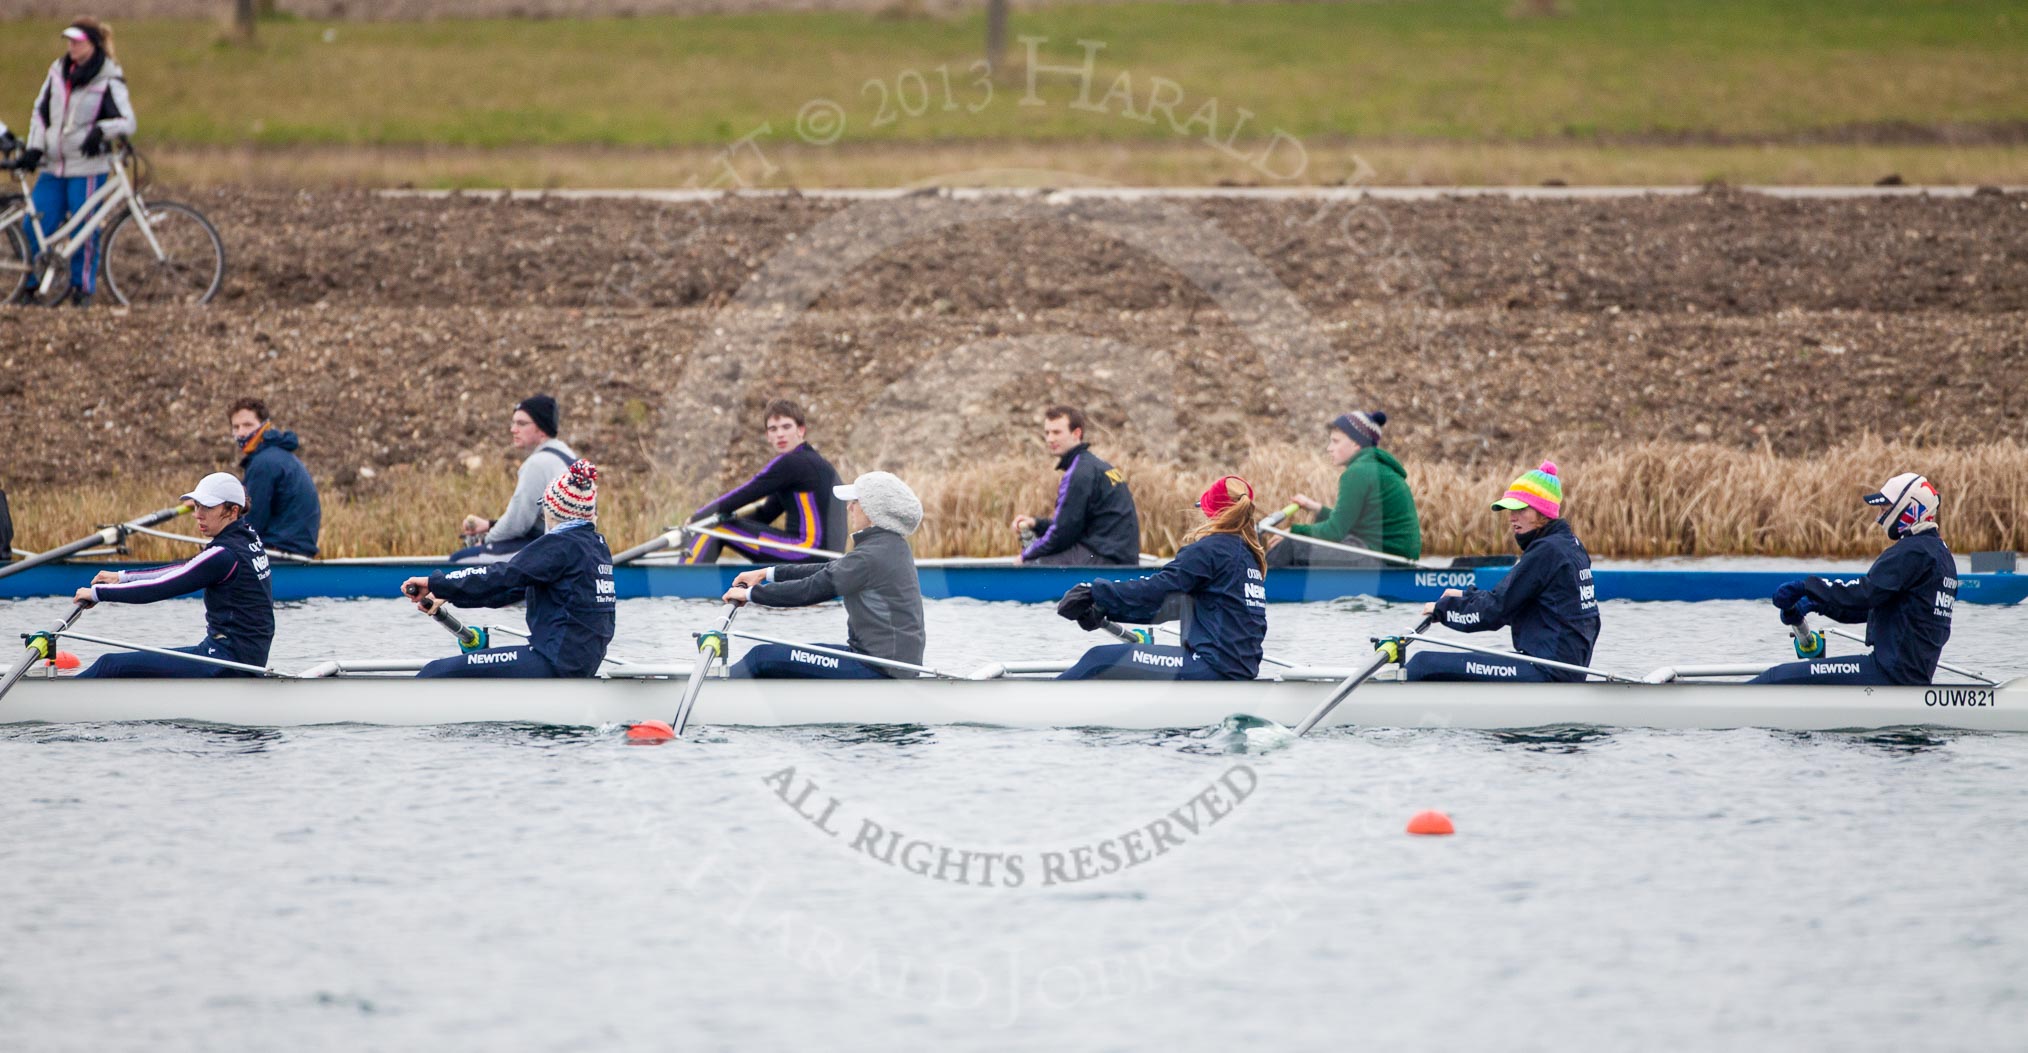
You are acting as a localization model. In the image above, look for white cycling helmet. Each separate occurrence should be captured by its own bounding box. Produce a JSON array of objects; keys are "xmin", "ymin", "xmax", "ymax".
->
[{"xmin": 1862, "ymin": 472, "xmax": 1940, "ymax": 539}]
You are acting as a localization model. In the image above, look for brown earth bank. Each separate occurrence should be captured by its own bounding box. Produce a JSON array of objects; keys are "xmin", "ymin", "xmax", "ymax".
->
[
  {"xmin": 2, "ymin": 187, "xmax": 2024, "ymax": 557},
  {"xmin": 172, "ymin": 187, "xmax": 2028, "ymax": 315}
]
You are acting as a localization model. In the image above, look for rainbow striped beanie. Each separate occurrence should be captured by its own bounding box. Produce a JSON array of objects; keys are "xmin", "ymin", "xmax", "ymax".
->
[{"xmin": 1491, "ymin": 460, "xmax": 1562, "ymax": 518}]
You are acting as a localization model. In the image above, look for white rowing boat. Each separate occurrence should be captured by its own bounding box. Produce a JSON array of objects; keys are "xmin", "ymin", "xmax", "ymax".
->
[{"xmin": 2, "ymin": 674, "xmax": 2020, "ymax": 732}]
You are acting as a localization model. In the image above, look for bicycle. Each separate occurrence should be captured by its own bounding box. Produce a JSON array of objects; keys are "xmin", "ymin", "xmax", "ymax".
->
[{"xmin": 0, "ymin": 123, "xmax": 225, "ymax": 306}]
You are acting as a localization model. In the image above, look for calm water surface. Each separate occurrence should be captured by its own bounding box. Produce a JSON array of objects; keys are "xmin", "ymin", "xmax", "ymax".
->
[{"xmin": 3, "ymin": 594, "xmax": 2025, "ymax": 1050}]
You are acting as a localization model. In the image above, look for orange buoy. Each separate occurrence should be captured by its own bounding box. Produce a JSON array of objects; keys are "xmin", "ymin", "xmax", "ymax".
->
[
  {"xmin": 1406, "ymin": 810, "xmax": 1455, "ymax": 836},
  {"xmin": 625, "ymin": 720, "xmax": 675, "ymax": 744},
  {"xmin": 53, "ymin": 651, "xmax": 81, "ymax": 671}
]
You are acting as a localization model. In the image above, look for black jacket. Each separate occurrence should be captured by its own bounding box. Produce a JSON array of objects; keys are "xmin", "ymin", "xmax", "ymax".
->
[
  {"xmin": 89, "ymin": 517, "xmax": 275, "ymax": 666},
  {"xmin": 750, "ymin": 527, "xmax": 925, "ymax": 676},
  {"xmin": 1432, "ymin": 517, "xmax": 1599, "ymax": 682},
  {"xmin": 430, "ymin": 520, "xmax": 617, "ymax": 677},
  {"xmin": 1024, "ymin": 444, "xmax": 1140, "ymax": 565},
  {"xmin": 1804, "ymin": 531, "xmax": 1956, "ymax": 685}
]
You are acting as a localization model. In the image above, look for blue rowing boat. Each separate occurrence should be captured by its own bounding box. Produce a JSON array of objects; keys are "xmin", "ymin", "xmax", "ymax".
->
[{"xmin": 2, "ymin": 559, "xmax": 2022, "ymax": 605}]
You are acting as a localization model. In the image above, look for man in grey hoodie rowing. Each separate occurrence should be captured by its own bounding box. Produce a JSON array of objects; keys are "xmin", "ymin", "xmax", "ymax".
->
[
  {"xmin": 721, "ymin": 471, "xmax": 926, "ymax": 679},
  {"xmin": 453, "ymin": 394, "xmax": 576, "ymax": 564}
]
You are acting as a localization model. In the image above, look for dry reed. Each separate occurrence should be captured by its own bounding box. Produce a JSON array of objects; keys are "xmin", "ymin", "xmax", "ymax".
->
[{"xmin": 10, "ymin": 439, "xmax": 2026, "ymax": 563}]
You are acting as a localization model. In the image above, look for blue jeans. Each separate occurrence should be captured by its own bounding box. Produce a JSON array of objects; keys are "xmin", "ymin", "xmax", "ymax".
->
[
  {"xmin": 24, "ymin": 172, "xmax": 106, "ymax": 295},
  {"xmin": 1749, "ymin": 654, "xmax": 1896, "ymax": 685},
  {"xmin": 728, "ymin": 642, "xmax": 887, "ymax": 679},
  {"xmin": 416, "ymin": 645, "xmax": 560, "ymax": 679},
  {"xmin": 1404, "ymin": 650, "xmax": 1556, "ymax": 683},
  {"xmin": 1056, "ymin": 643, "xmax": 1224, "ymax": 681},
  {"xmin": 74, "ymin": 638, "xmax": 255, "ymax": 679}
]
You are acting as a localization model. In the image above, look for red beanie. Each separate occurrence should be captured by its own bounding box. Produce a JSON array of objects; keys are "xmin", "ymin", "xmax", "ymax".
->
[{"xmin": 1199, "ymin": 475, "xmax": 1254, "ymax": 518}]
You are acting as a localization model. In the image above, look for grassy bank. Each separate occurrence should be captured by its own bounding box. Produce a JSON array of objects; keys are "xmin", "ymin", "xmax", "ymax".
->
[
  {"xmin": 12, "ymin": 439, "xmax": 2026, "ymax": 564},
  {"xmin": 3, "ymin": 0, "xmax": 2024, "ymax": 185}
]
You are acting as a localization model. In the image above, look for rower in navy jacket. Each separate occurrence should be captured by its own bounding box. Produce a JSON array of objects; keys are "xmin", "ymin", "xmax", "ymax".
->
[
  {"xmin": 683, "ymin": 399, "xmax": 846, "ymax": 564},
  {"xmin": 1013, "ymin": 405, "xmax": 1141, "ymax": 566},
  {"xmin": 71, "ymin": 473, "xmax": 275, "ymax": 678},
  {"xmin": 1754, "ymin": 472, "xmax": 1956, "ymax": 685},
  {"xmin": 721, "ymin": 471, "xmax": 927, "ymax": 679},
  {"xmin": 1407, "ymin": 461, "xmax": 1599, "ymax": 683},
  {"xmin": 404, "ymin": 460, "xmax": 616, "ymax": 678},
  {"xmin": 1053, "ymin": 475, "xmax": 1268, "ymax": 680}
]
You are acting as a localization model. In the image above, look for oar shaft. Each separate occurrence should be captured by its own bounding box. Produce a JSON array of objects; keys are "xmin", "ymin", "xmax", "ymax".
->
[
  {"xmin": 671, "ymin": 603, "xmax": 740, "ymax": 736},
  {"xmin": 688, "ymin": 526, "xmax": 844, "ymax": 561},
  {"xmin": 58, "ymin": 630, "xmax": 276, "ymax": 677},
  {"xmin": 1402, "ymin": 633, "xmax": 1634, "ymax": 683},
  {"xmin": 0, "ymin": 505, "xmax": 192, "ymax": 581},
  {"xmin": 1819, "ymin": 624, "xmax": 1995, "ymax": 685},
  {"xmin": 0, "ymin": 606, "xmax": 87, "ymax": 702},
  {"xmin": 729, "ymin": 630, "xmax": 954, "ymax": 679},
  {"xmin": 1293, "ymin": 614, "xmax": 1433, "ymax": 736},
  {"xmin": 1260, "ymin": 523, "xmax": 1430, "ymax": 569}
]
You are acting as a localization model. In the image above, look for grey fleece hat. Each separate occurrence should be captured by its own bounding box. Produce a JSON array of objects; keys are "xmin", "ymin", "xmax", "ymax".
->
[{"xmin": 834, "ymin": 471, "xmax": 923, "ymax": 536}]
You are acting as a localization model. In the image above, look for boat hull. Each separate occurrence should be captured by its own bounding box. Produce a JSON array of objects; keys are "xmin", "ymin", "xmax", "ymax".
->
[
  {"xmin": 2, "ymin": 560, "xmax": 2024, "ymax": 605},
  {"xmin": 3, "ymin": 677, "xmax": 2021, "ymax": 732}
]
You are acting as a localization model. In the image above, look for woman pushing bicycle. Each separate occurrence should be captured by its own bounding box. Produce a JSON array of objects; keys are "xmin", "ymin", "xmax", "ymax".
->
[{"xmin": 18, "ymin": 17, "xmax": 135, "ymax": 307}]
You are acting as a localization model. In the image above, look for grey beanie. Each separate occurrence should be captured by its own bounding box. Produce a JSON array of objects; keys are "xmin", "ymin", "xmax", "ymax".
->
[{"xmin": 834, "ymin": 471, "xmax": 923, "ymax": 536}]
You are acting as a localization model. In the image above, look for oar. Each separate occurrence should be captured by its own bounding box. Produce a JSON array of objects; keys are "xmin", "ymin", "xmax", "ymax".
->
[
  {"xmin": 404, "ymin": 583, "xmax": 489, "ymax": 652},
  {"xmin": 628, "ymin": 603, "xmax": 742, "ymax": 742},
  {"xmin": 55, "ymin": 631, "xmax": 285, "ymax": 677},
  {"xmin": 1788, "ymin": 612, "xmax": 1827, "ymax": 660},
  {"xmin": 0, "ymin": 504, "xmax": 193, "ymax": 581},
  {"xmin": 1809, "ymin": 622, "xmax": 1997, "ymax": 686},
  {"xmin": 1258, "ymin": 522, "xmax": 1437, "ymax": 569},
  {"xmin": 614, "ymin": 514, "xmax": 719, "ymax": 565},
  {"xmin": 683, "ymin": 526, "xmax": 845, "ymax": 561},
  {"xmin": 1259, "ymin": 503, "xmax": 1300, "ymax": 530},
  {"xmin": 1292, "ymin": 615, "xmax": 1432, "ymax": 737},
  {"xmin": 727, "ymin": 631, "xmax": 964, "ymax": 679},
  {"xmin": 0, "ymin": 604, "xmax": 87, "ymax": 704},
  {"xmin": 1400, "ymin": 633, "xmax": 1640, "ymax": 683}
]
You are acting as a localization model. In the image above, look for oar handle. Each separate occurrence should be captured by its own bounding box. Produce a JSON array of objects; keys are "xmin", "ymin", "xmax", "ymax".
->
[{"xmin": 406, "ymin": 582, "xmax": 487, "ymax": 652}]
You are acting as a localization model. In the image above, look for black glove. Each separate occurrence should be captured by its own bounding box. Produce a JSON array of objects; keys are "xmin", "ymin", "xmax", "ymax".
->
[
  {"xmin": 1779, "ymin": 597, "xmax": 1815, "ymax": 627},
  {"xmin": 1057, "ymin": 583, "xmax": 1106, "ymax": 632},
  {"xmin": 1771, "ymin": 580, "xmax": 1808, "ymax": 611},
  {"xmin": 18, "ymin": 148, "xmax": 42, "ymax": 172},
  {"xmin": 81, "ymin": 127, "xmax": 105, "ymax": 158}
]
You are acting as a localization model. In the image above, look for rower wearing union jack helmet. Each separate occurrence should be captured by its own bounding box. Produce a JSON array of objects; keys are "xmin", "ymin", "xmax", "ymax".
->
[
  {"xmin": 403, "ymin": 459, "xmax": 616, "ymax": 679},
  {"xmin": 1754, "ymin": 472, "xmax": 1956, "ymax": 686},
  {"xmin": 1406, "ymin": 460, "xmax": 1600, "ymax": 683}
]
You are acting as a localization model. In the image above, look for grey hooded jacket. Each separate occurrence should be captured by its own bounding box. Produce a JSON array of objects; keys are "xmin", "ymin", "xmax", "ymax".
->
[
  {"xmin": 28, "ymin": 56, "xmax": 136, "ymax": 179},
  {"xmin": 749, "ymin": 527, "xmax": 926, "ymax": 676}
]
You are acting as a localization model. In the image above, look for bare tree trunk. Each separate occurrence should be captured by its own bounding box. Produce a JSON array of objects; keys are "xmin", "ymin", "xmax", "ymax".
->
[
  {"xmin": 228, "ymin": 0, "xmax": 257, "ymax": 42},
  {"xmin": 985, "ymin": 0, "xmax": 1008, "ymax": 76}
]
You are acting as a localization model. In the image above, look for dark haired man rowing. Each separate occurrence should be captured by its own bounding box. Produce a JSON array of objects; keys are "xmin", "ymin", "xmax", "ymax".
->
[{"xmin": 682, "ymin": 398, "xmax": 847, "ymax": 564}]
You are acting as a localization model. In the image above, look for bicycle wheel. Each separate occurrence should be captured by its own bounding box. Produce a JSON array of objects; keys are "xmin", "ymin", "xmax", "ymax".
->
[
  {"xmin": 101, "ymin": 200, "xmax": 226, "ymax": 305},
  {"xmin": 0, "ymin": 199, "xmax": 27, "ymax": 302}
]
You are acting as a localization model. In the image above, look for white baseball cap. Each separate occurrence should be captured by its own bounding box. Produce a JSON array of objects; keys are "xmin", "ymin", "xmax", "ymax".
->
[
  {"xmin": 182, "ymin": 472, "xmax": 248, "ymax": 508},
  {"xmin": 61, "ymin": 27, "xmax": 89, "ymax": 42}
]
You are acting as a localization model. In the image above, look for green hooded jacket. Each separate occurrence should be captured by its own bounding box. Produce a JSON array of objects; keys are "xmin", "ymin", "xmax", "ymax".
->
[{"xmin": 1288, "ymin": 446, "xmax": 1422, "ymax": 560}]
